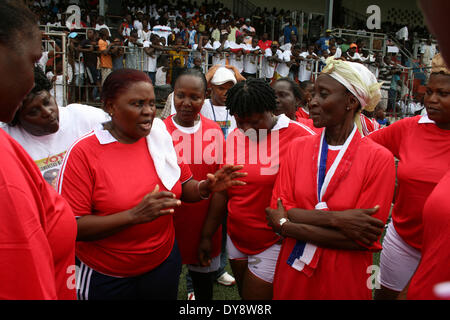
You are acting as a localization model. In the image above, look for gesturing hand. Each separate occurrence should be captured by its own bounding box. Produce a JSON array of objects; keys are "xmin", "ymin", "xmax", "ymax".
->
[
  {"xmin": 129, "ymin": 184, "xmax": 181, "ymax": 225},
  {"xmin": 203, "ymin": 164, "xmax": 247, "ymax": 194}
]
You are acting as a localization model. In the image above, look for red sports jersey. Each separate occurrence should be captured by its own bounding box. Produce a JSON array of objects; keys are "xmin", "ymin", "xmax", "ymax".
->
[
  {"xmin": 360, "ymin": 113, "xmax": 380, "ymax": 136},
  {"xmin": 408, "ymin": 169, "xmax": 450, "ymax": 300},
  {"xmin": 368, "ymin": 115, "xmax": 450, "ymax": 250},
  {"xmin": 295, "ymin": 117, "xmax": 323, "ymax": 134},
  {"xmin": 224, "ymin": 117, "xmax": 316, "ymax": 255},
  {"xmin": 58, "ymin": 130, "xmax": 192, "ymax": 277},
  {"xmin": 0, "ymin": 129, "xmax": 76, "ymax": 300},
  {"xmin": 164, "ymin": 114, "xmax": 224, "ymax": 264},
  {"xmin": 271, "ymin": 133, "xmax": 395, "ymax": 299},
  {"xmin": 295, "ymin": 107, "xmax": 310, "ymax": 120}
]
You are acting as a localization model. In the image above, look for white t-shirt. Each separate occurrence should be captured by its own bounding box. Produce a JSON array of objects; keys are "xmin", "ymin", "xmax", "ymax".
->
[
  {"xmin": 95, "ymin": 24, "xmax": 111, "ymax": 37},
  {"xmin": 212, "ymin": 40, "xmax": 229, "ymax": 66},
  {"xmin": 46, "ymin": 65, "xmax": 73, "ymax": 107},
  {"xmin": 275, "ymin": 49, "xmax": 291, "ymax": 77},
  {"xmin": 298, "ymin": 52, "xmax": 317, "ymax": 82},
  {"xmin": 155, "ymin": 66, "xmax": 167, "ymax": 86},
  {"xmin": 200, "ymin": 99, "xmax": 237, "ymax": 139},
  {"xmin": 0, "ymin": 103, "xmax": 109, "ymax": 189},
  {"xmin": 152, "ymin": 25, "xmax": 172, "ymax": 43},
  {"xmin": 243, "ymin": 45, "xmax": 260, "ymax": 74},
  {"xmin": 143, "ymin": 41, "xmax": 158, "ymax": 72},
  {"xmin": 262, "ymin": 48, "xmax": 281, "ymax": 79},
  {"xmin": 138, "ymin": 29, "xmax": 152, "ymax": 42},
  {"xmin": 228, "ymin": 42, "xmax": 247, "ymax": 73}
]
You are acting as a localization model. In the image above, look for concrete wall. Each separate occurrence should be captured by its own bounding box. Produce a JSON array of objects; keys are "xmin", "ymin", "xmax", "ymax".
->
[
  {"xmin": 220, "ymin": 0, "xmax": 327, "ymax": 14},
  {"xmin": 340, "ymin": 0, "xmax": 423, "ymax": 25},
  {"xmin": 220, "ymin": 0, "xmax": 424, "ymax": 25}
]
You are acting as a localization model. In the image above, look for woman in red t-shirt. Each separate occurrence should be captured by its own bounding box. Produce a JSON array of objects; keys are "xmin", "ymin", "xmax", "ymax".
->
[
  {"xmin": 401, "ymin": 169, "xmax": 450, "ymax": 300},
  {"xmin": 57, "ymin": 69, "xmax": 246, "ymax": 300},
  {"xmin": 199, "ymin": 78, "xmax": 316, "ymax": 300},
  {"xmin": 370, "ymin": 53, "xmax": 450, "ymax": 300},
  {"xmin": 272, "ymin": 77, "xmax": 322, "ymax": 134},
  {"xmin": 163, "ymin": 69, "xmax": 225, "ymax": 300},
  {"xmin": 266, "ymin": 59, "xmax": 395, "ymax": 299}
]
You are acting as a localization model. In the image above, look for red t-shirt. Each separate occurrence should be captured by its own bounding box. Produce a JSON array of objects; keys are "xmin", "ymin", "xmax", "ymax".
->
[
  {"xmin": 224, "ymin": 118, "xmax": 316, "ymax": 255},
  {"xmin": 295, "ymin": 107, "xmax": 309, "ymax": 120},
  {"xmin": 258, "ymin": 40, "xmax": 272, "ymax": 51},
  {"xmin": 58, "ymin": 130, "xmax": 192, "ymax": 277},
  {"xmin": 360, "ymin": 113, "xmax": 380, "ymax": 136},
  {"xmin": 0, "ymin": 129, "xmax": 76, "ymax": 300},
  {"xmin": 164, "ymin": 115, "xmax": 224, "ymax": 264},
  {"xmin": 271, "ymin": 134, "xmax": 395, "ymax": 299},
  {"xmin": 408, "ymin": 169, "xmax": 450, "ymax": 300},
  {"xmin": 295, "ymin": 117, "xmax": 323, "ymax": 134},
  {"xmin": 368, "ymin": 115, "xmax": 450, "ymax": 250}
]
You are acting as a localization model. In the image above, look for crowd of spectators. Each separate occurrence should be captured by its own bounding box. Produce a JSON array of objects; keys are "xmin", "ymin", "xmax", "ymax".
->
[{"xmin": 30, "ymin": 0, "xmax": 437, "ymax": 116}]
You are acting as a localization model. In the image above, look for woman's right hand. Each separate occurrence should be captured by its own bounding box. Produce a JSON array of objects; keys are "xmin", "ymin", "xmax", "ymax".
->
[
  {"xmin": 198, "ymin": 236, "xmax": 213, "ymax": 267},
  {"xmin": 330, "ymin": 206, "xmax": 385, "ymax": 246},
  {"xmin": 129, "ymin": 185, "xmax": 181, "ymax": 225}
]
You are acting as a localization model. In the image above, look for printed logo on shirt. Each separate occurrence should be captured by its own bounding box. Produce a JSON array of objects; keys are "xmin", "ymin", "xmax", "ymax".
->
[{"xmin": 35, "ymin": 151, "xmax": 67, "ymax": 189}]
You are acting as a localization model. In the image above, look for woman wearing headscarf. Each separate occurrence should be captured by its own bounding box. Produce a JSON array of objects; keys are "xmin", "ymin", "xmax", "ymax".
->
[
  {"xmin": 57, "ymin": 69, "xmax": 246, "ymax": 300},
  {"xmin": 370, "ymin": 53, "xmax": 450, "ymax": 300},
  {"xmin": 265, "ymin": 58, "xmax": 396, "ymax": 299}
]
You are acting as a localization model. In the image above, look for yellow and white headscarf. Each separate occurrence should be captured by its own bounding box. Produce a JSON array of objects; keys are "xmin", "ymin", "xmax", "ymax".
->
[
  {"xmin": 321, "ymin": 57, "xmax": 382, "ymax": 134},
  {"xmin": 431, "ymin": 53, "xmax": 450, "ymax": 75}
]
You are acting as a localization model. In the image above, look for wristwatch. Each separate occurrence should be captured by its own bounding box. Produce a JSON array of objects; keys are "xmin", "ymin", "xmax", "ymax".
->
[
  {"xmin": 277, "ymin": 217, "xmax": 289, "ymax": 236},
  {"xmin": 279, "ymin": 217, "xmax": 289, "ymax": 227}
]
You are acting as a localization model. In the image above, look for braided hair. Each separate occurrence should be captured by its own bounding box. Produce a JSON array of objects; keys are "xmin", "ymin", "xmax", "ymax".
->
[{"xmin": 225, "ymin": 78, "xmax": 277, "ymax": 118}]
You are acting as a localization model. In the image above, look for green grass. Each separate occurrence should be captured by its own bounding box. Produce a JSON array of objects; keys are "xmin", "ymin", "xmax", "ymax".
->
[{"xmin": 177, "ymin": 262, "xmax": 241, "ymax": 300}]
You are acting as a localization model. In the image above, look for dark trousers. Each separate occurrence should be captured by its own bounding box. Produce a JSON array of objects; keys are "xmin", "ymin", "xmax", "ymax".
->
[{"xmin": 76, "ymin": 241, "xmax": 182, "ymax": 300}]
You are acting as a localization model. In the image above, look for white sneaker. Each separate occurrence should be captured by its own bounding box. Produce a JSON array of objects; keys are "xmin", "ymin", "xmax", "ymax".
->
[
  {"xmin": 187, "ymin": 292, "xmax": 195, "ymax": 300},
  {"xmin": 216, "ymin": 272, "xmax": 236, "ymax": 286}
]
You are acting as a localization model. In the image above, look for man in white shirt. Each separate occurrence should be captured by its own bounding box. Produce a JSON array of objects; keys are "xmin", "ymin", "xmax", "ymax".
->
[
  {"xmin": 95, "ymin": 15, "xmax": 111, "ymax": 37},
  {"xmin": 228, "ymin": 34, "xmax": 247, "ymax": 73},
  {"xmin": 344, "ymin": 43, "xmax": 363, "ymax": 62},
  {"xmin": 262, "ymin": 41, "xmax": 283, "ymax": 82},
  {"xmin": 212, "ymin": 32, "xmax": 229, "ymax": 67},
  {"xmin": 298, "ymin": 44, "xmax": 318, "ymax": 82},
  {"xmin": 243, "ymin": 38, "xmax": 261, "ymax": 78}
]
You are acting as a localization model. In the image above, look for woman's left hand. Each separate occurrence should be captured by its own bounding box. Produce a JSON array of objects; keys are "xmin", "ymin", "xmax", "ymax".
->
[
  {"xmin": 265, "ymin": 198, "xmax": 288, "ymax": 234},
  {"xmin": 202, "ymin": 164, "xmax": 247, "ymax": 194}
]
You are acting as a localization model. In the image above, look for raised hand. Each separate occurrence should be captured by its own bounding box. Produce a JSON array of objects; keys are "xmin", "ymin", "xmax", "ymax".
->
[{"xmin": 203, "ymin": 164, "xmax": 247, "ymax": 194}]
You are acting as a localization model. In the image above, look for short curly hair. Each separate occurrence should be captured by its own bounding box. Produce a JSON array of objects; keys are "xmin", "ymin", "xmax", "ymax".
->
[{"xmin": 9, "ymin": 66, "xmax": 52, "ymax": 126}]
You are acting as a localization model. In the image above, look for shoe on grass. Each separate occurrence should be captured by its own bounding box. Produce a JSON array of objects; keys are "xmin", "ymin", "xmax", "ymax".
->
[
  {"xmin": 187, "ymin": 292, "xmax": 195, "ymax": 300},
  {"xmin": 216, "ymin": 272, "xmax": 236, "ymax": 286}
]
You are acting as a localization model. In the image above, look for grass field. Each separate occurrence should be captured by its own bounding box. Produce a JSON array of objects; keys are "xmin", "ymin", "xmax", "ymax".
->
[
  {"xmin": 177, "ymin": 262, "xmax": 241, "ymax": 300},
  {"xmin": 176, "ymin": 221, "xmax": 389, "ymax": 300},
  {"xmin": 177, "ymin": 254, "xmax": 382, "ymax": 300}
]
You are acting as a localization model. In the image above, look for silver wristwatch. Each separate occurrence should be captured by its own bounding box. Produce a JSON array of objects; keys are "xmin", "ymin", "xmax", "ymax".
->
[{"xmin": 276, "ymin": 218, "xmax": 289, "ymax": 236}]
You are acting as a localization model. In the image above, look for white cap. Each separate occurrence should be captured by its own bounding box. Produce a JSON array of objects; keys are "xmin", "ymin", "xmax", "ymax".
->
[{"xmin": 210, "ymin": 67, "xmax": 237, "ymax": 86}]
